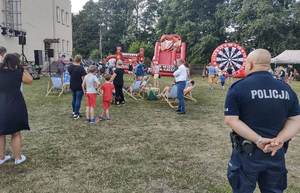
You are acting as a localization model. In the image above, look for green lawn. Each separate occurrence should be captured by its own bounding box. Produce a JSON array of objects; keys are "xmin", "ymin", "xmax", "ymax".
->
[{"xmin": 1, "ymin": 75, "xmax": 300, "ymax": 193}]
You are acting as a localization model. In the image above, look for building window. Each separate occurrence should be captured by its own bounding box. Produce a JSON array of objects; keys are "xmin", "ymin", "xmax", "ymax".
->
[
  {"xmin": 56, "ymin": 44, "xmax": 60, "ymax": 57},
  {"xmin": 62, "ymin": 40, "xmax": 65, "ymax": 53},
  {"xmin": 61, "ymin": 9, "xmax": 65, "ymax": 25},
  {"xmin": 66, "ymin": 12, "xmax": 69, "ymax": 26},
  {"xmin": 66, "ymin": 41, "xmax": 69, "ymax": 53},
  {"xmin": 56, "ymin": 6, "xmax": 60, "ymax": 23},
  {"xmin": 3, "ymin": 0, "xmax": 22, "ymax": 30}
]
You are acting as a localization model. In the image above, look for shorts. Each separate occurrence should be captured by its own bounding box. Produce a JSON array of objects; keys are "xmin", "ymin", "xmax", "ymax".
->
[
  {"xmin": 86, "ymin": 93, "xmax": 97, "ymax": 108},
  {"xmin": 208, "ymin": 75, "xmax": 216, "ymax": 84},
  {"xmin": 154, "ymin": 74, "xmax": 159, "ymax": 79},
  {"xmin": 102, "ymin": 100, "xmax": 111, "ymax": 110},
  {"xmin": 221, "ymin": 81, "xmax": 225, "ymax": 86}
]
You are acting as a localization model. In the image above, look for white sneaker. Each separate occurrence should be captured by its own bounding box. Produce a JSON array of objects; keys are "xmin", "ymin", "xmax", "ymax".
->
[
  {"xmin": 15, "ymin": 155, "xmax": 26, "ymax": 165},
  {"xmin": 0, "ymin": 155, "xmax": 11, "ymax": 165},
  {"xmin": 73, "ymin": 114, "xmax": 80, "ymax": 120}
]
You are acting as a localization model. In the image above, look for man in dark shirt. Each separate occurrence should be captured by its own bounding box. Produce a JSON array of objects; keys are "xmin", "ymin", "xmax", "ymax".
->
[
  {"xmin": 68, "ymin": 55, "xmax": 86, "ymax": 119},
  {"xmin": 111, "ymin": 60, "xmax": 125, "ymax": 105},
  {"xmin": 224, "ymin": 49, "xmax": 300, "ymax": 193}
]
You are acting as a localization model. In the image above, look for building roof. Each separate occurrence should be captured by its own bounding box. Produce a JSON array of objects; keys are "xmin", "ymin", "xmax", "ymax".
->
[{"xmin": 271, "ymin": 50, "xmax": 300, "ymax": 64}]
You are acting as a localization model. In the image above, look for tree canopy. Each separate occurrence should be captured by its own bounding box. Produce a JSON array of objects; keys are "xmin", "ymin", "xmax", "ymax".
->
[{"xmin": 73, "ymin": 0, "xmax": 300, "ymax": 65}]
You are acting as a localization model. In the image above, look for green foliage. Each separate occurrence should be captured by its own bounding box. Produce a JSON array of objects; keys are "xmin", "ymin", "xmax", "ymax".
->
[
  {"xmin": 89, "ymin": 49, "xmax": 100, "ymax": 61},
  {"xmin": 73, "ymin": 0, "xmax": 159, "ymax": 59},
  {"xmin": 217, "ymin": 0, "xmax": 300, "ymax": 55},
  {"xmin": 128, "ymin": 41, "xmax": 154, "ymax": 64},
  {"xmin": 73, "ymin": 0, "xmax": 300, "ymax": 65},
  {"xmin": 156, "ymin": 0, "xmax": 225, "ymax": 65}
]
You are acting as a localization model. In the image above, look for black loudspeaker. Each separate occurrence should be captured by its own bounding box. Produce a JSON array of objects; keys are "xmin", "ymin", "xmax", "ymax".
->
[
  {"xmin": 19, "ymin": 36, "xmax": 26, "ymax": 45},
  {"xmin": 34, "ymin": 50, "xmax": 43, "ymax": 66},
  {"xmin": 48, "ymin": 49, "xmax": 54, "ymax": 58}
]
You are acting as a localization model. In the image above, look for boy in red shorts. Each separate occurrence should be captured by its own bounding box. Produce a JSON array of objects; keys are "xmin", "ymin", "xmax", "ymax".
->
[
  {"xmin": 82, "ymin": 65, "xmax": 100, "ymax": 123},
  {"xmin": 99, "ymin": 74, "xmax": 115, "ymax": 121}
]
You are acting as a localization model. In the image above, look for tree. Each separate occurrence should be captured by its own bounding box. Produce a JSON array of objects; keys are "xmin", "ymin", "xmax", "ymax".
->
[
  {"xmin": 216, "ymin": 0, "xmax": 300, "ymax": 55},
  {"xmin": 73, "ymin": 0, "xmax": 300, "ymax": 65},
  {"xmin": 73, "ymin": 0, "xmax": 158, "ymax": 59},
  {"xmin": 156, "ymin": 0, "xmax": 225, "ymax": 65},
  {"xmin": 73, "ymin": 0, "xmax": 100, "ymax": 57},
  {"xmin": 128, "ymin": 41, "xmax": 154, "ymax": 64}
]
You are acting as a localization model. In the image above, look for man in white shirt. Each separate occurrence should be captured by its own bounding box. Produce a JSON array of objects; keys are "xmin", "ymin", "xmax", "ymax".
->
[{"xmin": 173, "ymin": 59, "xmax": 188, "ymax": 114}]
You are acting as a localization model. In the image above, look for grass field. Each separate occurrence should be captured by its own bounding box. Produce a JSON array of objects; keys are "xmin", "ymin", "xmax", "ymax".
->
[{"xmin": 1, "ymin": 75, "xmax": 300, "ymax": 193}]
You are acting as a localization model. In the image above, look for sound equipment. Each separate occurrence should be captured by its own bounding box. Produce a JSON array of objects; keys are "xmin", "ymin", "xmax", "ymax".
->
[
  {"xmin": 19, "ymin": 35, "xmax": 26, "ymax": 45},
  {"xmin": 47, "ymin": 49, "xmax": 54, "ymax": 58},
  {"xmin": 34, "ymin": 50, "xmax": 43, "ymax": 66}
]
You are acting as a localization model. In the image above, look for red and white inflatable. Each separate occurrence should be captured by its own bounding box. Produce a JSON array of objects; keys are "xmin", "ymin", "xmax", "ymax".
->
[
  {"xmin": 152, "ymin": 34, "xmax": 187, "ymax": 76},
  {"xmin": 211, "ymin": 42, "xmax": 247, "ymax": 78},
  {"xmin": 106, "ymin": 47, "xmax": 145, "ymax": 72}
]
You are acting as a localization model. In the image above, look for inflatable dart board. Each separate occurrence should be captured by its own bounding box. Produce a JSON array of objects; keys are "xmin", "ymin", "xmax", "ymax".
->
[{"xmin": 211, "ymin": 43, "xmax": 247, "ymax": 78}]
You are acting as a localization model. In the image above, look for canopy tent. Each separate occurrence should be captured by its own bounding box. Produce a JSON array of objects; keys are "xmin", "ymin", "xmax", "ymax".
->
[{"xmin": 271, "ymin": 50, "xmax": 300, "ymax": 64}]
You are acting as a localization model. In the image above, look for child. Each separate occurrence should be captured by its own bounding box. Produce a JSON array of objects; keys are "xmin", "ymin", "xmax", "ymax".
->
[
  {"xmin": 82, "ymin": 65, "xmax": 100, "ymax": 123},
  {"xmin": 152, "ymin": 60, "xmax": 160, "ymax": 88},
  {"xmin": 219, "ymin": 72, "xmax": 226, "ymax": 89},
  {"xmin": 99, "ymin": 74, "xmax": 115, "ymax": 120}
]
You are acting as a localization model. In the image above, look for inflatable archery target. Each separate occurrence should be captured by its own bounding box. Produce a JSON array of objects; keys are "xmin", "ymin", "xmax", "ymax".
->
[{"xmin": 211, "ymin": 43, "xmax": 247, "ymax": 73}]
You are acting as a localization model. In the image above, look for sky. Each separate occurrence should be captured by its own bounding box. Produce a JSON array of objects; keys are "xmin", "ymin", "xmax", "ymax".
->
[{"xmin": 71, "ymin": 0, "xmax": 93, "ymax": 14}]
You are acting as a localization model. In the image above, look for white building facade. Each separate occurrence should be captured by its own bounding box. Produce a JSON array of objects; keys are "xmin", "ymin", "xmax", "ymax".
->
[{"xmin": 0, "ymin": 0, "xmax": 72, "ymax": 63}]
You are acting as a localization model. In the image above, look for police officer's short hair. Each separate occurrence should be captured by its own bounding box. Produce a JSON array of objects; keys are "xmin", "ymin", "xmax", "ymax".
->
[{"xmin": 0, "ymin": 46, "xmax": 7, "ymax": 56}]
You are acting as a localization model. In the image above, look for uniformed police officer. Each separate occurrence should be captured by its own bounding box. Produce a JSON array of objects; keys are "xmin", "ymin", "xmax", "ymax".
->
[{"xmin": 224, "ymin": 49, "xmax": 300, "ymax": 193}]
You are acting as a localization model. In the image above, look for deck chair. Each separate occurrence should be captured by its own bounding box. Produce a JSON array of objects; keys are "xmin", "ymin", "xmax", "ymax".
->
[
  {"xmin": 123, "ymin": 76, "xmax": 150, "ymax": 100},
  {"xmin": 46, "ymin": 72, "xmax": 70, "ymax": 97},
  {"xmin": 123, "ymin": 79, "xmax": 142, "ymax": 100},
  {"xmin": 184, "ymin": 86, "xmax": 197, "ymax": 102},
  {"xmin": 162, "ymin": 85, "xmax": 178, "ymax": 109},
  {"xmin": 62, "ymin": 71, "xmax": 71, "ymax": 94}
]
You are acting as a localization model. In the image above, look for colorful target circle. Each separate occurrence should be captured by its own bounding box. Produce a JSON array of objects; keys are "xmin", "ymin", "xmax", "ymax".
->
[{"xmin": 211, "ymin": 43, "xmax": 247, "ymax": 73}]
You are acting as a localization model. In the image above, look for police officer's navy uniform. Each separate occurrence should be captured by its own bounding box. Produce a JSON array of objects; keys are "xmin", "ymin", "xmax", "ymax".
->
[{"xmin": 224, "ymin": 71, "xmax": 300, "ymax": 193}]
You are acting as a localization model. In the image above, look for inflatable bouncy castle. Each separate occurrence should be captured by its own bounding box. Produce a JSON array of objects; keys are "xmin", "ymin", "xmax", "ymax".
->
[
  {"xmin": 106, "ymin": 47, "xmax": 145, "ymax": 72},
  {"xmin": 152, "ymin": 34, "xmax": 187, "ymax": 76}
]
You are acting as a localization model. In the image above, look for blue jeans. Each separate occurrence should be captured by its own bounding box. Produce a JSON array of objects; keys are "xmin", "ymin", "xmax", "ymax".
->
[
  {"xmin": 228, "ymin": 149, "xmax": 287, "ymax": 193},
  {"xmin": 176, "ymin": 81, "xmax": 186, "ymax": 112},
  {"xmin": 72, "ymin": 90, "xmax": 83, "ymax": 115}
]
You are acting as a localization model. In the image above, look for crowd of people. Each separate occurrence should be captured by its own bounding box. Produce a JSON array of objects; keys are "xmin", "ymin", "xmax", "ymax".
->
[
  {"xmin": 203, "ymin": 62, "xmax": 299, "ymax": 91},
  {"xmin": 269, "ymin": 65, "xmax": 299, "ymax": 83},
  {"xmin": 66, "ymin": 54, "xmax": 193, "ymax": 124}
]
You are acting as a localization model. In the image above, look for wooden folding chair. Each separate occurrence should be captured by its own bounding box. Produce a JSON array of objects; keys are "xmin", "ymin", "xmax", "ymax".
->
[
  {"xmin": 161, "ymin": 85, "xmax": 178, "ymax": 109},
  {"xmin": 162, "ymin": 94, "xmax": 178, "ymax": 109},
  {"xmin": 123, "ymin": 77, "xmax": 148, "ymax": 100},
  {"xmin": 46, "ymin": 72, "xmax": 70, "ymax": 97},
  {"xmin": 184, "ymin": 89, "xmax": 197, "ymax": 102},
  {"xmin": 123, "ymin": 88, "xmax": 138, "ymax": 100},
  {"xmin": 46, "ymin": 76, "xmax": 63, "ymax": 96}
]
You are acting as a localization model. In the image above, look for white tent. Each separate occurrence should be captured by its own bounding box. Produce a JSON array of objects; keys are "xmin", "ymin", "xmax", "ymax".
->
[{"xmin": 271, "ymin": 50, "xmax": 300, "ymax": 64}]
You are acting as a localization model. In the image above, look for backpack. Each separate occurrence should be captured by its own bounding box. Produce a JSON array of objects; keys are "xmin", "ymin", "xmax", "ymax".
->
[{"xmin": 147, "ymin": 90, "xmax": 158, "ymax": 101}]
